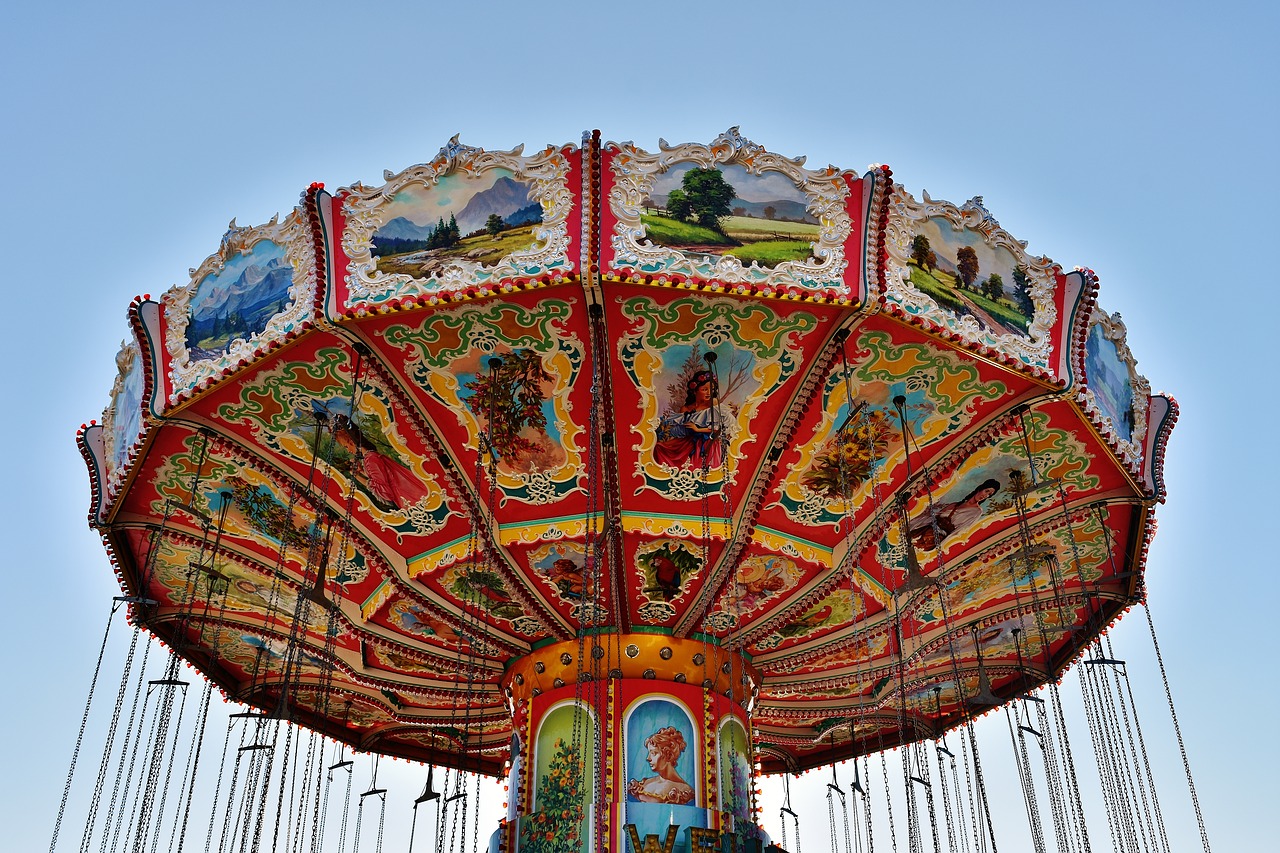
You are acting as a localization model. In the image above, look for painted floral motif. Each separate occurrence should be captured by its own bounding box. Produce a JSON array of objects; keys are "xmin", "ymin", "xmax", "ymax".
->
[
  {"xmin": 521, "ymin": 738, "xmax": 586, "ymax": 853},
  {"xmin": 718, "ymin": 719, "xmax": 752, "ymax": 823},
  {"xmin": 528, "ymin": 703, "xmax": 594, "ymax": 853},
  {"xmin": 801, "ymin": 409, "xmax": 896, "ymax": 499},
  {"xmin": 776, "ymin": 329, "xmax": 1006, "ymax": 529}
]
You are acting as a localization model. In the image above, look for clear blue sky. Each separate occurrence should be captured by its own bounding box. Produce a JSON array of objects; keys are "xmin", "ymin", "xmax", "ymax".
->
[{"xmin": 1, "ymin": 2, "xmax": 1274, "ymax": 850}]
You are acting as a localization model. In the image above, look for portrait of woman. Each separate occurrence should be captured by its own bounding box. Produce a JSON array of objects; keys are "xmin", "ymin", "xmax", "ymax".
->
[
  {"xmin": 654, "ymin": 369, "xmax": 726, "ymax": 470},
  {"xmin": 908, "ymin": 478, "xmax": 1001, "ymax": 551},
  {"xmin": 330, "ymin": 412, "xmax": 430, "ymax": 512},
  {"xmin": 626, "ymin": 726, "xmax": 695, "ymax": 805}
]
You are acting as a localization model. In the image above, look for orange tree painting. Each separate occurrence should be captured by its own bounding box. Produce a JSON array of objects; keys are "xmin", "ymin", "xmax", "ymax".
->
[
  {"xmin": 463, "ymin": 349, "xmax": 554, "ymax": 465},
  {"xmin": 519, "ymin": 738, "xmax": 586, "ymax": 853}
]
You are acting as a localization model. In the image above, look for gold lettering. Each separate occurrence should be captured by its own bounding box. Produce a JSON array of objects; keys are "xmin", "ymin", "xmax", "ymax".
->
[
  {"xmin": 625, "ymin": 824, "xmax": 679, "ymax": 853},
  {"xmin": 688, "ymin": 826, "xmax": 720, "ymax": 850}
]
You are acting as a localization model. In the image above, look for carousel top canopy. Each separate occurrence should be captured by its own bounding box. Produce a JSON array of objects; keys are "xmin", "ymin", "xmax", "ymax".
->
[{"xmin": 80, "ymin": 129, "xmax": 1174, "ymax": 776}]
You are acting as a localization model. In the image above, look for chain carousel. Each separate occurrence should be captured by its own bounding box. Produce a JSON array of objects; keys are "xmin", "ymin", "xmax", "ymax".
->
[{"xmin": 67, "ymin": 129, "xmax": 1207, "ymax": 853}]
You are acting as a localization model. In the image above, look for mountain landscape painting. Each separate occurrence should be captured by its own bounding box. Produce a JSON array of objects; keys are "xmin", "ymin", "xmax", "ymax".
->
[
  {"xmin": 905, "ymin": 217, "xmax": 1034, "ymax": 337},
  {"xmin": 639, "ymin": 163, "xmax": 819, "ymax": 268},
  {"xmin": 372, "ymin": 169, "xmax": 543, "ymax": 279},
  {"xmin": 185, "ymin": 240, "xmax": 293, "ymax": 361},
  {"xmin": 1085, "ymin": 323, "xmax": 1135, "ymax": 442}
]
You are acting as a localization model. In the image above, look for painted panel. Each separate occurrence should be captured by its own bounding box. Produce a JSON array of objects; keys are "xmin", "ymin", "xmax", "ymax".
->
[
  {"xmin": 523, "ymin": 701, "xmax": 595, "ymax": 853},
  {"xmin": 605, "ymin": 128, "xmax": 855, "ymax": 296},
  {"xmin": 623, "ymin": 695, "xmax": 707, "ymax": 849},
  {"xmin": 339, "ymin": 138, "xmax": 576, "ymax": 308},
  {"xmin": 883, "ymin": 190, "xmax": 1059, "ymax": 369},
  {"xmin": 103, "ymin": 343, "xmax": 145, "ymax": 481},
  {"xmin": 163, "ymin": 213, "xmax": 317, "ymax": 401}
]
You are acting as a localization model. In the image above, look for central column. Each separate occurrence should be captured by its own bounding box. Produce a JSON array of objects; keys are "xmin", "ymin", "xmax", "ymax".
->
[{"xmin": 498, "ymin": 634, "xmax": 768, "ymax": 852}]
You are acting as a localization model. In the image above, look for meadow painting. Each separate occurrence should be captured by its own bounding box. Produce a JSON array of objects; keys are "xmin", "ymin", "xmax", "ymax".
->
[{"xmin": 639, "ymin": 163, "xmax": 819, "ymax": 268}]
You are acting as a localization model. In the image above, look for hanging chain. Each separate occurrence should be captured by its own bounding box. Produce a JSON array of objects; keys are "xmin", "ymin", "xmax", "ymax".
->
[
  {"xmin": 334, "ymin": 749, "xmax": 353, "ymax": 853},
  {"xmin": 201, "ymin": 711, "xmax": 234, "ymax": 853},
  {"xmin": 880, "ymin": 751, "xmax": 900, "ymax": 853},
  {"xmin": 373, "ymin": 791, "xmax": 387, "ymax": 853},
  {"xmin": 1144, "ymin": 602, "xmax": 1212, "ymax": 853},
  {"xmin": 350, "ymin": 791, "xmax": 365, "ymax": 853},
  {"xmin": 98, "ymin": 629, "xmax": 150, "ymax": 853},
  {"xmin": 66, "ymin": 604, "xmax": 128, "ymax": 853},
  {"xmin": 1105, "ymin": 634, "xmax": 1170, "ymax": 853},
  {"xmin": 1004, "ymin": 703, "xmax": 1046, "ymax": 853},
  {"xmin": 899, "ymin": 388, "xmax": 1001, "ymax": 853},
  {"xmin": 1076, "ymin": 649, "xmax": 1123, "ymax": 851}
]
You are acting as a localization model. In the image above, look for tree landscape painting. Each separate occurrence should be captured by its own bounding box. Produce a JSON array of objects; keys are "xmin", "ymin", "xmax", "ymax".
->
[
  {"xmin": 639, "ymin": 163, "xmax": 818, "ymax": 268},
  {"xmin": 372, "ymin": 168, "xmax": 543, "ymax": 279},
  {"xmin": 905, "ymin": 217, "xmax": 1034, "ymax": 337},
  {"xmin": 185, "ymin": 240, "xmax": 293, "ymax": 361}
]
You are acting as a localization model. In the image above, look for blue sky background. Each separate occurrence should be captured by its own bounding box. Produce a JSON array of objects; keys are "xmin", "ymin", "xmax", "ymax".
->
[{"xmin": 1, "ymin": 1, "xmax": 1274, "ymax": 850}]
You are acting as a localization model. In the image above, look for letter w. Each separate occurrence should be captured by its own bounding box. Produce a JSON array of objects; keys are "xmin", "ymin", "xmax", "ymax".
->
[{"xmin": 626, "ymin": 825, "xmax": 678, "ymax": 853}]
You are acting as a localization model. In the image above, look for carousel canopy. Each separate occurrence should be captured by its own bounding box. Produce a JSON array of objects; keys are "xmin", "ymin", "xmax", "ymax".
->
[{"xmin": 80, "ymin": 128, "xmax": 1174, "ymax": 775}]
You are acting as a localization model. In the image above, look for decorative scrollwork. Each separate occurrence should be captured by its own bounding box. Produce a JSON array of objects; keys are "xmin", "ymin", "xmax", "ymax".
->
[{"xmin": 637, "ymin": 601, "xmax": 677, "ymax": 624}]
